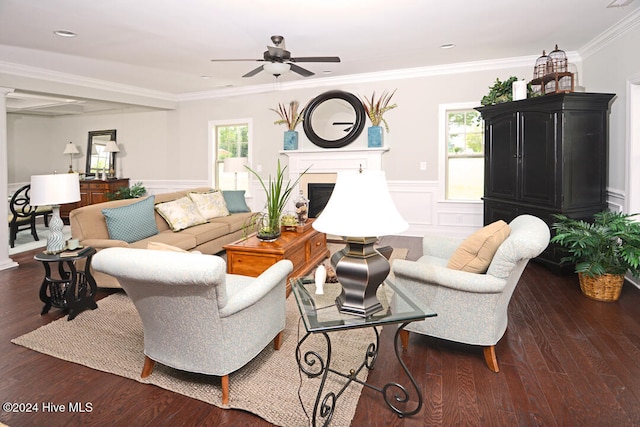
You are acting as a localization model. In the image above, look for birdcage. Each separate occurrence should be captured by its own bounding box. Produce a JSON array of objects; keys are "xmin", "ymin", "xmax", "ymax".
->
[
  {"xmin": 533, "ymin": 50, "xmax": 548, "ymax": 79},
  {"xmin": 529, "ymin": 45, "xmax": 574, "ymax": 95},
  {"xmin": 546, "ymin": 44, "xmax": 568, "ymax": 73}
]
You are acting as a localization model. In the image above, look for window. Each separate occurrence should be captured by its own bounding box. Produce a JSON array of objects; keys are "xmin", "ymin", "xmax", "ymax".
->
[
  {"xmin": 212, "ymin": 121, "xmax": 250, "ymax": 191},
  {"xmin": 445, "ymin": 109, "xmax": 484, "ymax": 200}
]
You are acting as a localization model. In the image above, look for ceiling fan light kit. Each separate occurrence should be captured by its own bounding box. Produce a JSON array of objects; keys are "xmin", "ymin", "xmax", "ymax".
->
[
  {"xmin": 263, "ymin": 62, "xmax": 291, "ymax": 76},
  {"xmin": 211, "ymin": 35, "xmax": 340, "ymax": 79}
]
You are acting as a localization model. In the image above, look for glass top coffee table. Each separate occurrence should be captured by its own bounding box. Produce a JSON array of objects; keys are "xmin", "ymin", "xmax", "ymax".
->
[{"xmin": 291, "ymin": 276, "xmax": 436, "ymax": 426}]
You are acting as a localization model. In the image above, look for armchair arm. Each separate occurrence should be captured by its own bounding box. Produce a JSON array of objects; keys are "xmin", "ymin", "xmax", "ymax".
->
[
  {"xmin": 80, "ymin": 238, "xmax": 130, "ymax": 249},
  {"xmin": 219, "ymin": 260, "xmax": 293, "ymax": 317},
  {"xmin": 393, "ymin": 259, "xmax": 506, "ymax": 294}
]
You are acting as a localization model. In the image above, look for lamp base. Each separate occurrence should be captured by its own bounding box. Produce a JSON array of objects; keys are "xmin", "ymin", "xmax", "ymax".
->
[
  {"xmin": 332, "ymin": 236, "xmax": 388, "ymax": 317},
  {"xmin": 44, "ymin": 205, "xmax": 66, "ymax": 254}
]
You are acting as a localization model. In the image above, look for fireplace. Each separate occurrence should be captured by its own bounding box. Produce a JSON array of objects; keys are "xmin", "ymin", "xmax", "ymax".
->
[{"xmin": 308, "ymin": 183, "xmax": 335, "ymax": 218}]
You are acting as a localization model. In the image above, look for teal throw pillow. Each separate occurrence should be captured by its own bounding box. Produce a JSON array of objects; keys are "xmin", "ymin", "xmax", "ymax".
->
[
  {"xmin": 102, "ymin": 196, "xmax": 159, "ymax": 243},
  {"xmin": 222, "ymin": 190, "xmax": 250, "ymax": 213}
]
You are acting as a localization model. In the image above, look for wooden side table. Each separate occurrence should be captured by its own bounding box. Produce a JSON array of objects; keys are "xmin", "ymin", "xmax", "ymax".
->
[
  {"xmin": 223, "ymin": 220, "xmax": 329, "ymax": 295},
  {"xmin": 34, "ymin": 247, "xmax": 98, "ymax": 321},
  {"xmin": 60, "ymin": 178, "xmax": 130, "ymax": 222}
]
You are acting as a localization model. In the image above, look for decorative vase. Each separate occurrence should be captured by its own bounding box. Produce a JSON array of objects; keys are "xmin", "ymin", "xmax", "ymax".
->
[
  {"xmin": 284, "ymin": 130, "xmax": 298, "ymax": 151},
  {"xmin": 294, "ymin": 190, "xmax": 309, "ymax": 225},
  {"xmin": 367, "ymin": 126, "xmax": 383, "ymax": 148},
  {"xmin": 256, "ymin": 214, "xmax": 281, "ymax": 242}
]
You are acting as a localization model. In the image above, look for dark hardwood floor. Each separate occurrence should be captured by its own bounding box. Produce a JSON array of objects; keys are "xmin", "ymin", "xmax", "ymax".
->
[{"xmin": 1, "ymin": 236, "xmax": 640, "ymax": 426}]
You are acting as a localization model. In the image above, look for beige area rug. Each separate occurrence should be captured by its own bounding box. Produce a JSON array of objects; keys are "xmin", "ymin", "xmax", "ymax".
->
[{"xmin": 12, "ymin": 248, "xmax": 408, "ymax": 427}]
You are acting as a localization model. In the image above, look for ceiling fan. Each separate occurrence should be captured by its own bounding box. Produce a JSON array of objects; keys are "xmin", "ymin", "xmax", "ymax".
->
[{"xmin": 210, "ymin": 35, "xmax": 340, "ymax": 78}]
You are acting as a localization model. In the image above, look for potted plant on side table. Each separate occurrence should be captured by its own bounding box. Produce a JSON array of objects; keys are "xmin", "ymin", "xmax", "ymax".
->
[
  {"xmin": 245, "ymin": 160, "xmax": 309, "ymax": 242},
  {"xmin": 551, "ymin": 210, "xmax": 640, "ymax": 302}
]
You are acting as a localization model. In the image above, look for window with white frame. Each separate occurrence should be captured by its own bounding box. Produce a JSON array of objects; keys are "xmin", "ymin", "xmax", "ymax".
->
[
  {"xmin": 213, "ymin": 122, "xmax": 250, "ymax": 191},
  {"xmin": 445, "ymin": 109, "xmax": 484, "ymax": 200}
]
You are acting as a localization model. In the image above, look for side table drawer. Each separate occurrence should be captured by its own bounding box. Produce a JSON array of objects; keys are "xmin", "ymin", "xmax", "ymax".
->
[
  {"xmin": 227, "ymin": 252, "xmax": 282, "ymax": 277},
  {"xmin": 307, "ymin": 232, "xmax": 327, "ymax": 261}
]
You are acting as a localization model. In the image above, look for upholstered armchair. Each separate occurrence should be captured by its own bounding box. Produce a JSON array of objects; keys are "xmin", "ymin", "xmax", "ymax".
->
[
  {"xmin": 92, "ymin": 247, "xmax": 293, "ymax": 404},
  {"xmin": 391, "ymin": 214, "xmax": 550, "ymax": 372}
]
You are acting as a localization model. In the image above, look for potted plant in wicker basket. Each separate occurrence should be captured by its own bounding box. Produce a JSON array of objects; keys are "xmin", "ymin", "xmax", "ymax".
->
[{"xmin": 551, "ymin": 210, "xmax": 640, "ymax": 302}]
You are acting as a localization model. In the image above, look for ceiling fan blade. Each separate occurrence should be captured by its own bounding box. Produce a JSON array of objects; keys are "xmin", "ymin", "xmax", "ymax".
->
[
  {"xmin": 289, "ymin": 63, "xmax": 314, "ymax": 77},
  {"xmin": 242, "ymin": 65, "xmax": 264, "ymax": 77},
  {"xmin": 210, "ymin": 58, "xmax": 264, "ymax": 62},
  {"xmin": 290, "ymin": 56, "xmax": 341, "ymax": 63}
]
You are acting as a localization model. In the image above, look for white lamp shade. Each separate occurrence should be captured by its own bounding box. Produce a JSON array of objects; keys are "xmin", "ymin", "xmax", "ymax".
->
[
  {"xmin": 63, "ymin": 142, "xmax": 79, "ymax": 155},
  {"xmin": 104, "ymin": 140, "xmax": 120, "ymax": 153},
  {"xmin": 223, "ymin": 157, "xmax": 248, "ymax": 173},
  {"xmin": 263, "ymin": 62, "xmax": 291, "ymax": 76},
  {"xmin": 30, "ymin": 173, "xmax": 81, "ymax": 205},
  {"xmin": 313, "ymin": 170, "xmax": 408, "ymax": 237}
]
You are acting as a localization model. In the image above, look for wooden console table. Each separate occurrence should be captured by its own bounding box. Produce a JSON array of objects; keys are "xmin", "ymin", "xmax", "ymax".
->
[
  {"xmin": 224, "ymin": 220, "xmax": 329, "ymax": 295},
  {"xmin": 60, "ymin": 178, "xmax": 130, "ymax": 222}
]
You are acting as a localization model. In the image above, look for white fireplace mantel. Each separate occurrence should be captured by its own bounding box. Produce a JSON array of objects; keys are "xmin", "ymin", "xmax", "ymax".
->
[{"xmin": 282, "ymin": 146, "xmax": 389, "ymax": 179}]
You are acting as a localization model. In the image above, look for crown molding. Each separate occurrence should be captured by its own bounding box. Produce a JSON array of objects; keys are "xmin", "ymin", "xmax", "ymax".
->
[
  {"xmin": 0, "ymin": 51, "xmax": 582, "ymax": 104},
  {"xmin": 0, "ymin": 60, "xmax": 177, "ymax": 103},
  {"xmin": 579, "ymin": 7, "xmax": 640, "ymax": 59},
  {"xmin": 178, "ymin": 54, "xmax": 554, "ymax": 101}
]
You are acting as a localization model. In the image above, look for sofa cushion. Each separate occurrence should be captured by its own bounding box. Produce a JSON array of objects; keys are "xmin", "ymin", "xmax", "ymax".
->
[
  {"xmin": 188, "ymin": 190, "xmax": 229, "ymax": 219},
  {"xmin": 102, "ymin": 196, "xmax": 159, "ymax": 243},
  {"xmin": 447, "ymin": 220, "xmax": 511, "ymax": 274},
  {"xmin": 155, "ymin": 197, "xmax": 208, "ymax": 232},
  {"xmin": 147, "ymin": 241, "xmax": 188, "ymax": 252},
  {"xmin": 129, "ymin": 231, "xmax": 197, "ymax": 250},
  {"xmin": 211, "ymin": 211, "xmax": 255, "ymax": 233},
  {"xmin": 178, "ymin": 222, "xmax": 230, "ymax": 245},
  {"xmin": 222, "ymin": 190, "xmax": 250, "ymax": 213}
]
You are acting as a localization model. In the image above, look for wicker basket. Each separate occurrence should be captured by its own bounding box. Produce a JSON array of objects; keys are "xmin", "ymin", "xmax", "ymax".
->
[{"xmin": 578, "ymin": 273, "xmax": 625, "ymax": 302}]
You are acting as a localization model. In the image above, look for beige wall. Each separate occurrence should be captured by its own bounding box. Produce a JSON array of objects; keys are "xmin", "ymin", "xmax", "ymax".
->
[
  {"xmin": 6, "ymin": 49, "xmax": 631, "ymax": 206},
  {"xmin": 11, "ymin": 64, "xmax": 532, "ymax": 185},
  {"xmin": 581, "ymin": 23, "xmax": 640, "ymax": 196}
]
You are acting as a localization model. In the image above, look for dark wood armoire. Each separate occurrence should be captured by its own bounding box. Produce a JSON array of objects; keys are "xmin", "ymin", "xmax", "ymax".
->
[{"xmin": 476, "ymin": 92, "xmax": 615, "ymax": 268}]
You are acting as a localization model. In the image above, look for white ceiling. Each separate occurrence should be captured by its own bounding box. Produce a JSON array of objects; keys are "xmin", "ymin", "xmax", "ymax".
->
[{"xmin": 0, "ymin": 0, "xmax": 638, "ymax": 114}]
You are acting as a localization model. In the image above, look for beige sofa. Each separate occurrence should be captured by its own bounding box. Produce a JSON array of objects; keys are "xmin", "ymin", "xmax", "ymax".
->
[{"xmin": 70, "ymin": 187, "xmax": 254, "ymax": 288}]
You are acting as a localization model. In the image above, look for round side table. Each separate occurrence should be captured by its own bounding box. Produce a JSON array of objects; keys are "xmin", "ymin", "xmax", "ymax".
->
[{"xmin": 34, "ymin": 247, "xmax": 98, "ymax": 321}]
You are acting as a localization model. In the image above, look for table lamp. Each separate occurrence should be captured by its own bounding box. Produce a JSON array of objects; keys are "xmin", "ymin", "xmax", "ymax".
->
[
  {"xmin": 63, "ymin": 142, "xmax": 79, "ymax": 173},
  {"xmin": 223, "ymin": 157, "xmax": 248, "ymax": 190},
  {"xmin": 30, "ymin": 173, "xmax": 81, "ymax": 254},
  {"xmin": 104, "ymin": 140, "xmax": 120, "ymax": 178},
  {"xmin": 312, "ymin": 168, "xmax": 408, "ymax": 316}
]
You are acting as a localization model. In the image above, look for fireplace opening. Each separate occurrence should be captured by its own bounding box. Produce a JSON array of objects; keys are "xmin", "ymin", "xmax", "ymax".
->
[{"xmin": 308, "ymin": 183, "xmax": 335, "ymax": 218}]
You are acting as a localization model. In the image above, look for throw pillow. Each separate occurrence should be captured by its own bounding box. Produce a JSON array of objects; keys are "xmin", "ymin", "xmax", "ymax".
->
[
  {"xmin": 447, "ymin": 220, "xmax": 511, "ymax": 274},
  {"xmin": 188, "ymin": 191, "xmax": 229, "ymax": 219},
  {"xmin": 102, "ymin": 196, "xmax": 159, "ymax": 243},
  {"xmin": 155, "ymin": 197, "xmax": 208, "ymax": 232},
  {"xmin": 222, "ymin": 190, "xmax": 250, "ymax": 213},
  {"xmin": 147, "ymin": 242, "xmax": 187, "ymax": 252}
]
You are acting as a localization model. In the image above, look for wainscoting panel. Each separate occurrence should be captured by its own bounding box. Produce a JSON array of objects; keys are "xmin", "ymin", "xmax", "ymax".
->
[
  {"xmin": 386, "ymin": 181, "xmax": 483, "ymax": 238},
  {"xmin": 142, "ymin": 180, "xmax": 210, "ymax": 195}
]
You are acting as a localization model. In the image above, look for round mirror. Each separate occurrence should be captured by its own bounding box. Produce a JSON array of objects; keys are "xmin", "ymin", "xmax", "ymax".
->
[{"xmin": 303, "ymin": 90, "xmax": 366, "ymax": 148}]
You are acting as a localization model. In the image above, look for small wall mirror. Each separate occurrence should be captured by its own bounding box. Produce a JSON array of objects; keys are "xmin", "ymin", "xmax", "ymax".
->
[
  {"xmin": 85, "ymin": 129, "xmax": 117, "ymax": 177},
  {"xmin": 303, "ymin": 90, "xmax": 366, "ymax": 148}
]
